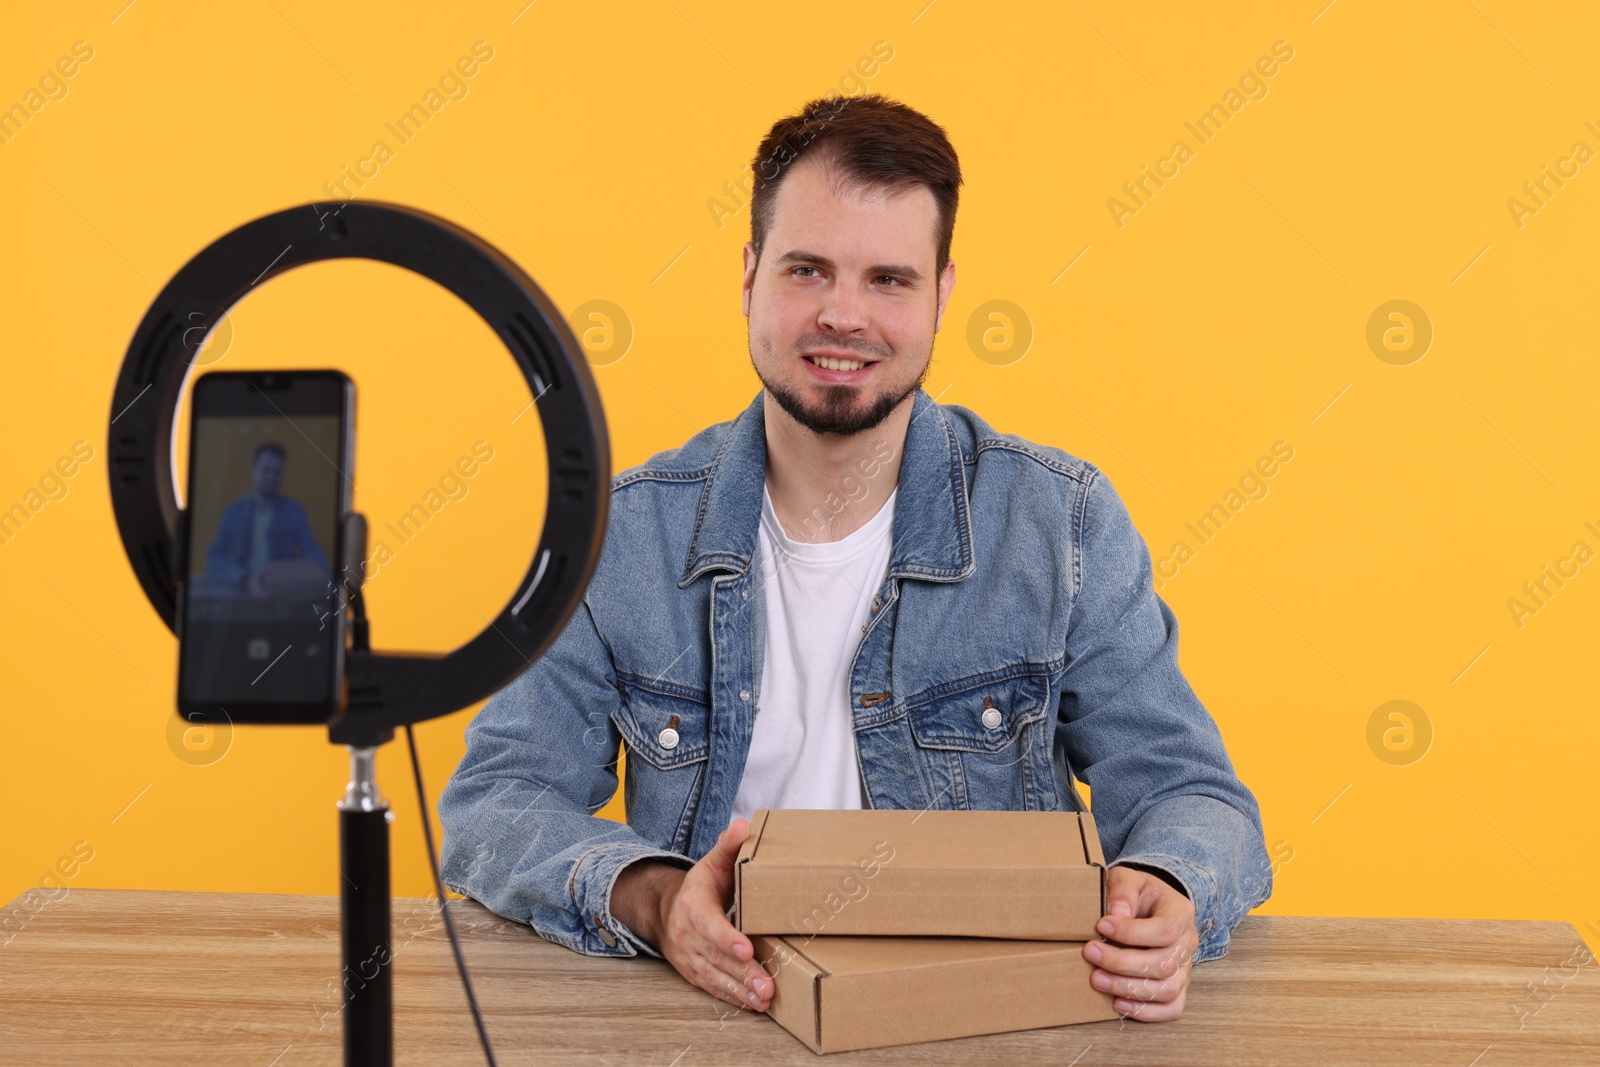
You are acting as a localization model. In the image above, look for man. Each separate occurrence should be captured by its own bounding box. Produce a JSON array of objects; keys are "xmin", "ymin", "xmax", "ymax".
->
[
  {"xmin": 203, "ymin": 441, "xmax": 330, "ymax": 597},
  {"xmin": 439, "ymin": 93, "xmax": 1271, "ymax": 1024}
]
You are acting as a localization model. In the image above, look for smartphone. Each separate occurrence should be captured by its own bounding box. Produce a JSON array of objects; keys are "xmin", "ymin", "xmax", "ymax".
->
[{"xmin": 176, "ymin": 370, "xmax": 355, "ymax": 724}]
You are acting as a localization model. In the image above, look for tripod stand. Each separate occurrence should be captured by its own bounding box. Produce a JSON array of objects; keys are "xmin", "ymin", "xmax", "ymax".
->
[
  {"xmin": 108, "ymin": 199, "xmax": 610, "ymax": 1067},
  {"xmin": 337, "ymin": 745, "xmax": 394, "ymax": 1064}
]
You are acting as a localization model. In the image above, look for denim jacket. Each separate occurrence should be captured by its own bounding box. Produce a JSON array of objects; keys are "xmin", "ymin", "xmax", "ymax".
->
[
  {"xmin": 204, "ymin": 494, "xmax": 330, "ymax": 590},
  {"xmin": 438, "ymin": 387, "xmax": 1273, "ymax": 964}
]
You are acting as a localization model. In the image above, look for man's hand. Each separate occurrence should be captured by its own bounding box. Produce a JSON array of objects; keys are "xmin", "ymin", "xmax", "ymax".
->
[
  {"xmin": 610, "ymin": 819, "xmax": 774, "ymax": 1013},
  {"xmin": 1082, "ymin": 864, "xmax": 1199, "ymax": 1022}
]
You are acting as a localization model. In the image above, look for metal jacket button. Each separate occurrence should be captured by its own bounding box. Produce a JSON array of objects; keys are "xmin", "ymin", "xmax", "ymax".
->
[
  {"xmin": 981, "ymin": 707, "xmax": 1002, "ymax": 730},
  {"xmin": 739, "ymin": 689, "xmax": 750, "ymax": 701},
  {"xmin": 658, "ymin": 727, "xmax": 680, "ymax": 750}
]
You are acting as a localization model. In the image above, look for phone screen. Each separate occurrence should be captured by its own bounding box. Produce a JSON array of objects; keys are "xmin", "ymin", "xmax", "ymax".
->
[{"xmin": 178, "ymin": 372, "xmax": 353, "ymax": 723}]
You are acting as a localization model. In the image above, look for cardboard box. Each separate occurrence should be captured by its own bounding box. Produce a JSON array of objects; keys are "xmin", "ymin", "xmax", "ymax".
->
[
  {"xmin": 734, "ymin": 808, "xmax": 1107, "ymax": 940},
  {"xmin": 750, "ymin": 933, "xmax": 1120, "ymax": 1053}
]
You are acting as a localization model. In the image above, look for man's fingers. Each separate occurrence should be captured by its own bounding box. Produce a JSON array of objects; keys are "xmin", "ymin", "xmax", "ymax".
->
[
  {"xmin": 1104, "ymin": 864, "xmax": 1159, "ymax": 918},
  {"xmin": 691, "ymin": 948, "xmax": 771, "ymax": 1009},
  {"xmin": 1114, "ymin": 986, "xmax": 1187, "ymax": 1023},
  {"xmin": 700, "ymin": 939, "xmax": 773, "ymax": 1000},
  {"xmin": 697, "ymin": 953, "xmax": 764, "ymax": 1007},
  {"xmin": 1100, "ymin": 883, "xmax": 1190, "ymax": 953},
  {"xmin": 696, "ymin": 958, "xmax": 757, "ymax": 1010},
  {"xmin": 1096, "ymin": 909, "xmax": 1192, "ymax": 948},
  {"xmin": 1093, "ymin": 965, "xmax": 1184, "ymax": 1004},
  {"xmin": 668, "ymin": 939, "xmax": 768, "ymax": 1011},
  {"xmin": 1090, "ymin": 937, "xmax": 1195, "ymax": 980},
  {"xmin": 684, "ymin": 904, "xmax": 772, "ymax": 1002},
  {"xmin": 689, "ymin": 894, "xmax": 757, "ymax": 969},
  {"xmin": 667, "ymin": 879, "xmax": 774, "ymax": 1008},
  {"xmin": 659, "ymin": 839, "xmax": 777, "ymax": 1014}
]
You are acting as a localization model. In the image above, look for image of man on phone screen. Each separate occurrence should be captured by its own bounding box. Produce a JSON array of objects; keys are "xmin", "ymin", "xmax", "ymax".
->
[{"xmin": 202, "ymin": 441, "xmax": 331, "ymax": 600}]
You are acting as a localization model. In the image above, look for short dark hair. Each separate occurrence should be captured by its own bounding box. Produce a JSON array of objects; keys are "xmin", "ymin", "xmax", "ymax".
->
[
  {"xmin": 252, "ymin": 442, "xmax": 286, "ymax": 465},
  {"xmin": 749, "ymin": 93, "xmax": 963, "ymax": 279}
]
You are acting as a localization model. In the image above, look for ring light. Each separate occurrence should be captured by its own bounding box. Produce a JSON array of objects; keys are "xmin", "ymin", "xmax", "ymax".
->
[{"xmin": 107, "ymin": 200, "xmax": 610, "ymax": 745}]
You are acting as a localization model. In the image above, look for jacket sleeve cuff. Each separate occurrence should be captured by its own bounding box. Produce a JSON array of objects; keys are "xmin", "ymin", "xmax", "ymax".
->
[
  {"xmin": 569, "ymin": 841, "xmax": 694, "ymax": 959},
  {"xmin": 1106, "ymin": 787, "xmax": 1274, "ymax": 965},
  {"xmin": 1107, "ymin": 851, "xmax": 1254, "ymax": 966},
  {"xmin": 1109, "ymin": 850, "xmax": 1230, "ymax": 963}
]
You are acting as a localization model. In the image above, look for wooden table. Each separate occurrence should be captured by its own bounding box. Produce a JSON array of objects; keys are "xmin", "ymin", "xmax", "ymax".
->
[{"xmin": 2, "ymin": 889, "xmax": 1597, "ymax": 1064}]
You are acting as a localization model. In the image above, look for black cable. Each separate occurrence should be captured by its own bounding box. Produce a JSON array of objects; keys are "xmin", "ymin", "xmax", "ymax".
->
[
  {"xmin": 346, "ymin": 583, "xmax": 497, "ymax": 1066},
  {"xmin": 406, "ymin": 723, "xmax": 498, "ymax": 1067}
]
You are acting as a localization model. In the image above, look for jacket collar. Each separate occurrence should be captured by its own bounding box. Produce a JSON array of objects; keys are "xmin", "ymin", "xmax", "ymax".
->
[{"xmin": 678, "ymin": 387, "xmax": 974, "ymax": 587}]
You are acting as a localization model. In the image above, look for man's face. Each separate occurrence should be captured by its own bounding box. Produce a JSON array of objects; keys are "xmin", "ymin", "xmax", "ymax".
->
[
  {"xmin": 252, "ymin": 451, "xmax": 284, "ymax": 496},
  {"xmin": 742, "ymin": 155, "xmax": 956, "ymax": 437}
]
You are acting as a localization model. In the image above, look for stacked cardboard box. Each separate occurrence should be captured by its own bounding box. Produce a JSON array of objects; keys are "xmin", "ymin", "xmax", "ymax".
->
[{"xmin": 733, "ymin": 808, "xmax": 1121, "ymax": 1053}]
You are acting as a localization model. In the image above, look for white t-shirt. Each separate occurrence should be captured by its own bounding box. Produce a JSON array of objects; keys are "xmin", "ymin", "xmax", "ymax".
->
[
  {"xmin": 730, "ymin": 483, "xmax": 897, "ymax": 824},
  {"xmin": 248, "ymin": 505, "xmax": 273, "ymax": 575}
]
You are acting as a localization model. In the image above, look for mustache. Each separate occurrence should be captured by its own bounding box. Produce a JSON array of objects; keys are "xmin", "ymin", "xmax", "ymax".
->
[{"xmin": 794, "ymin": 336, "xmax": 891, "ymax": 359}]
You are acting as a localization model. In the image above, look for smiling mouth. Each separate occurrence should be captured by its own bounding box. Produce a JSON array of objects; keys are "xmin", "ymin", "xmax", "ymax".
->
[{"xmin": 804, "ymin": 354, "xmax": 875, "ymax": 372}]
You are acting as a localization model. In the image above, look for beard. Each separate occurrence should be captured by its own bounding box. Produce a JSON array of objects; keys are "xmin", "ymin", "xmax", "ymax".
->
[{"xmin": 755, "ymin": 349, "xmax": 931, "ymax": 437}]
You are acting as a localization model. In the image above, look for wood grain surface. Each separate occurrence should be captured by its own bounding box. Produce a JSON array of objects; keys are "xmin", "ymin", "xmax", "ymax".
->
[{"xmin": 1, "ymin": 888, "xmax": 1596, "ymax": 1065}]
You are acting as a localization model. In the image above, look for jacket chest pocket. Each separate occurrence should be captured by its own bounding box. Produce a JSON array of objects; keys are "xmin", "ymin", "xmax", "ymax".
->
[
  {"xmin": 904, "ymin": 671, "xmax": 1052, "ymax": 811},
  {"xmin": 609, "ymin": 678, "xmax": 711, "ymax": 852}
]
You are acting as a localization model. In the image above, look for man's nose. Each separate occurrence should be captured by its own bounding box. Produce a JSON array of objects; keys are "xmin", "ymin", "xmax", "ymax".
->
[{"xmin": 817, "ymin": 280, "xmax": 868, "ymax": 336}]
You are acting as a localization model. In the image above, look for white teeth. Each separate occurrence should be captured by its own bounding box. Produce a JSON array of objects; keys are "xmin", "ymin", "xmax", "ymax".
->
[{"xmin": 814, "ymin": 356, "xmax": 867, "ymax": 371}]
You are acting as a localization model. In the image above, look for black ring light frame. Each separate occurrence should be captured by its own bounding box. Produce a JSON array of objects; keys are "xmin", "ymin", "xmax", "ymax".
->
[
  {"xmin": 109, "ymin": 200, "xmax": 608, "ymax": 743},
  {"xmin": 107, "ymin": 200, "xmax": 610, "ymax": 1066}
]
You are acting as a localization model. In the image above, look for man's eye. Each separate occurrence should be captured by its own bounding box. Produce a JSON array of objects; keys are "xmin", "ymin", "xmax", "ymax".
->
[
  {"xmin": 876, "ymin": 275, "xmax": 903, "ymax": 287},
  {"xmin": 791, "ymin": 266, "xmax": 820, "ymax": 278}
]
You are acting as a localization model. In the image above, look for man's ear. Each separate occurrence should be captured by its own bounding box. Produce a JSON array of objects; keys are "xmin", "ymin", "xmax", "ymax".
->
[
  {"xmin": 741, "ymin": 242, "xmax": 758, "ymax": 318},
  {"xmin": 933, "ymin": 258, "xmax": 957, "ymax": 333}
]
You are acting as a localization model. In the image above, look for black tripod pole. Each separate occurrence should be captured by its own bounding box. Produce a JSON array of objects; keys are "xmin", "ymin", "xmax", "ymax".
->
[{"xmin": 338, "ymin": 745, "xmax": 393, "ymax": 1067}]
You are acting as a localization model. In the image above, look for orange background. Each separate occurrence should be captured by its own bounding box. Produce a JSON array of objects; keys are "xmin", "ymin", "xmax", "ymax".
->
[{"xmin": 2, "ymin": 1, "xmax": 1596, "ymax": 957}]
